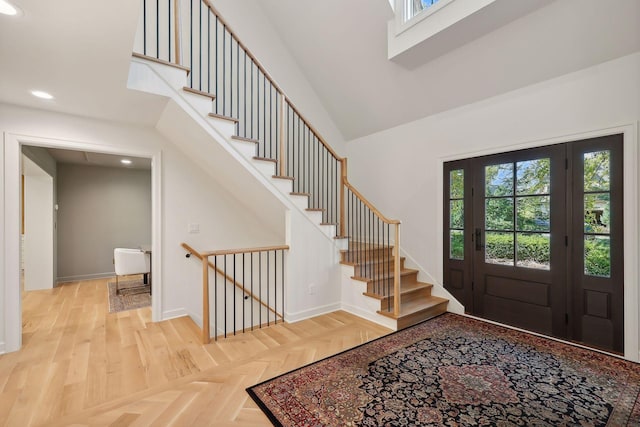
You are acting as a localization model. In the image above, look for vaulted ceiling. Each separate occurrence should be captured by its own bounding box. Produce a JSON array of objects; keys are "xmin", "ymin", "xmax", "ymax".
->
[{"xmin": 257, "ymin": 0, "xmax": 640, "ymax": 140}]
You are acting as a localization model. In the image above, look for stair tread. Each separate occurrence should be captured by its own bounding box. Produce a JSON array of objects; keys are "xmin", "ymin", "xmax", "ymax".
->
[
  {"xmin": 273, "ymin": 175, "xmax": 295, "ymax": 180},
  {"xmin": 340, "ymin": 256, "xmax": 405, "ymax": 267},
  {"xmin": 352, "ymin": 267, "xmax": 418, "ymax": 283},
  {"xmin": 377, "ymin": 296, "xmax": 448, "ymax": 319},
  {"xmin": 253, "ymin": 156, "xmax": 277, "ymax": 163},
  {"xmin": 209, "ymin": 112, "xmax": 239, "ymax": 123},
  {"xmin": 231, "ymin": 135, "xmax": 258, "ymax": 144},
  {"xmin": 290, "ymin": 192, "xmax": 310, "ymax": 197},
  {"xmin": 363, "ymin": 281, "xmax": 433, "ymax": 300},
  {"xmin": 305, "ymin": 208, "xmax": 324, "ymax": 212},
  {"xmin": 132, "ymin": 52, "xmax": 191, "ymax": 72},
  {"xmin": 183, "ymin": 86, "xmax": 216, "ymax": 99}
]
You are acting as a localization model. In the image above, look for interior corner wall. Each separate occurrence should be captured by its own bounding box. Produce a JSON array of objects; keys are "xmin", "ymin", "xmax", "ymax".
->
[
  {"xmin": 209, "ymin": 0, "xmax": 347, "ymax": 155},
  {"xmin": 21, "ymin": 146, "xmax": 57, "ymax": 284},
  {"xmin": 0, "ymin": 103, "xmax": 284, "ymax": 351},
  {"xmin": 345, "ymin": 52, "xmax": 640, "ymax": 358},
  {"xmin": 56, "ymin": 163, "xmax": 151, "ymax": 282}
]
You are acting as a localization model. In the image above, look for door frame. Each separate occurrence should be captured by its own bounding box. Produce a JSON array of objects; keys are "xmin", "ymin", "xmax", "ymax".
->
[
  {"xmin": 437, "ymin": 124, "xmax": 638, "ymax": 362},
  {"xmin": 2, "ymin": 132, "xmax": 163, "ymax": 353}
]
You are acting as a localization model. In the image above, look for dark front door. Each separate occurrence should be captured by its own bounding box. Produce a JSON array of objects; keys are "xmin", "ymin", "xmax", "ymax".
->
[{"xmin": 443, "ymin": 135, "xmax": 624, "ymax": 354}]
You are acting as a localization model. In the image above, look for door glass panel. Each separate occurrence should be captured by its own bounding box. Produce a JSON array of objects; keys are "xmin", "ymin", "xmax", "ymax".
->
[
  {"xmin": 485, "ymin": 198, "xmax": 513, "ymax": 231},
  {"xmin": 450, "ymin": 169, "xmax": 464, "ymax": 199},
  {"xmin": 450, "ymin": 200, "xmax": 464, "ymax": 229},
  {"xmin": 517, "ymin": 196, "xmax": 550, "ymax": 232},
  {"xmin": 584, "ymin": 235, "xmax": 611, "ymax": 277},
  {"xmin": 485, "ymin": 232, "xmax": 514, "ymax": 266},
  {"xmin": 584, "ymin": 151, "xmax": 610, "ymax": 192},
  {"xmin": 450, "ymin": 230, "xmax": 464, "ymax": 260},
  {"xmin": 485, "ymin": 163, "xmax": 513, "ymax": 196},
  {"xmin": 449, "ymin": 168, "xmax": 464, "ymax": 260},
  {"xmin": 584, "ymin": 193, "xmax": 610, "ymax": 234},
  {"xmin": 516, "ymin": 158, "xmax": 550, "ymax": 195},
  {"xmin": 516, "ymin": 233, "xmax": 550, "ymax": 270}
]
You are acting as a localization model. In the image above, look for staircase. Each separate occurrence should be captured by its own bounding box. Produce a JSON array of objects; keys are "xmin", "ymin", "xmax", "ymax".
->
[
  {"xmin": 130, "ymin": 0, "xmax": 448, "ymax": 333},
  {"xmin": 341, "ymin": 243, "xmax": 448, "ymax": 329}
]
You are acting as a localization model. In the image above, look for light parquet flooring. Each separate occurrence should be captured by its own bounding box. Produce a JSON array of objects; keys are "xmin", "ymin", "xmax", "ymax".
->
[{"xmin": 0, "ymin": 278, "xmax": 391, "ymax": 426}]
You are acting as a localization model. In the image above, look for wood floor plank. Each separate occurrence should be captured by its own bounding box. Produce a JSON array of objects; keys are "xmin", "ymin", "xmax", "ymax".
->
[{"xmin": 0, "ymin": 278, "xmax": 392, "ymax": 426}]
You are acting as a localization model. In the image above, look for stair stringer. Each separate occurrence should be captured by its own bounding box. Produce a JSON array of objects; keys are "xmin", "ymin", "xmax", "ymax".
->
[
  {"xmin": 127, "ymin": 57, "xmax": 347, "ymax": 325},
  {"xmin": 128, "ymin": 56, "xmax": 343, "ymax": 243},
  {"xmin": 400, "ymin": 248, "xmax": 465, "ymax": 314},
  {"xmin": 340, "ymin": 265, "xmax": 398, "ymax": 330}
]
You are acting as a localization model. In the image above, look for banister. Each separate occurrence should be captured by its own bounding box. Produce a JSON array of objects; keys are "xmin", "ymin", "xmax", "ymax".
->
[
  {"xmin": 201, "ymin": 244, "xmax": 289, "ymax": 257},
  {"xmin": 343, "ymin": 179, "xmax": 401, "ymax": 225},
  {"xmin": 200, "ymin": 0, "xmax": 343, "ymax": 163},
  {"xmin": 182, "ymin": 242, "xmax": 286, "ymax": 343}
]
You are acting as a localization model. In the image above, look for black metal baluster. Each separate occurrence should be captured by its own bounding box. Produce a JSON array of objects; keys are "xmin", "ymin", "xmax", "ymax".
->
[
  {"xmin": 242, "ymin": 253, "xmax": 245, "ymax": 333},
  {"xmin": 222, "ymin": 25, "xmax": 226, "ymax": 115},
  {"xmin": 250, "ymin": 253, "xmax": 254, "ymax": 330},
  {"xmin": 198, "ymin": 0, "xmax": 202, "ymax": 90},
  {"xmin": 189, "ymin": 0, "xmax": 193, "ymax": 87},
  {"xmin": 223, "ymin": 254, "xmax": 227, "ymax": 338},
  {"xmin": 236, "ymin": 41, "xmax": 239, "ymax": 129},
  {"xmin": 263, "ymin": 74, "xmax": 266, "ymax": 158},
  {"xmin": 143, "ymin": 0, "xmax": 147, "ymax": 55},
  {"xmin": 214, "ymin": 15, "xmax": 218, "ymax": 111},
  {"xmin": 214, "ymin": 255, "xmax": 217, "ymax": 341},
  {"xmin": 156, "ymin": 0, "xmax": 159, "ymax": 58},
  {"xmin": 206, "ymin": 10, "xmax": 210, "ymax": 93},
  {"xmin": 280, "ymin": 250, "xmax": 285, "ymax": 322},
  {"xmin": 230, "ymin": 37, "xmax": 233, "ymax": 119},
  {"xmin": 266, "ymin": 251, "xmax": 270, "ymax": 326},
  {"xmin": 233, "ymin": 254, "xmax": 236, "ymax": 335},
  {"xmin": 167, "ymin": 0, "xmax": 171, "ymax": 61},
  {"xmin": 243, "ymin": 50, "xmax": 247, "ymax": 136},
  {"xmin": 273, "ymin": 251, "xmax": 277, "ymax": 324}
]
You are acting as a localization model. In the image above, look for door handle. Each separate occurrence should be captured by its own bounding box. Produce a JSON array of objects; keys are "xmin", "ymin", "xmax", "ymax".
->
[{"xmin": 475, "ymin": 228, "xmax": 484, "ymax": 251}]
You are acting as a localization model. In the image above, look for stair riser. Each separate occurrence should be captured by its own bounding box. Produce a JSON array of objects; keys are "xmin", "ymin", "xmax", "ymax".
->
[
  {"xmin": 230, "ymin": 139, "xmax": 257, "ymax": 159},
  {"xmin": 396, "ymin": 302, "xmax": 448, "ymax": 330},
  {"xmin": 252, "ymin": 160, "xmax": 276, "ymax": 177},
  {"xmin": 365, "ymin": 272, "xmax": 418, "ymax": 294},
  {"xmin": 380, "ymin": 288, "xmax": 432, "ymax": 309},
  {"xmin": 182, "ymin": 92, "xmax": 214, "ymax": 116},
  {"xmin": 352, "ymin": 259, "xmax": 406, "ymax": 277},
  {"xmin": 341, "ymin": 248, "xmax": 394, "ymax": 263}
]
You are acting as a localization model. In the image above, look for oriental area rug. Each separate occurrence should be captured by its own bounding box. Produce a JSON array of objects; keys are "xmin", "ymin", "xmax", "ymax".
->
[
  {"xmin": 107, "ymin": 279, "xmax": 151, "ymax": 313},
  {"xmin": 247, "ymin": 313, "xmax": 640, "ymax": 426}
]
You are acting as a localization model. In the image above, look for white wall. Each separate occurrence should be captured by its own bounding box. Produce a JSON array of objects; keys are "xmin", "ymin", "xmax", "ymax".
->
[
  {"xmin": 23, "ymin": 159, "xmax": 54, "ymax": 291},
  {"xmin": 345, "ymin": 52, "xmax": 640, "ymax": 360},
  {"xmin": 0, "ymin": 102, "xmax": 284, "ymax": 352}
]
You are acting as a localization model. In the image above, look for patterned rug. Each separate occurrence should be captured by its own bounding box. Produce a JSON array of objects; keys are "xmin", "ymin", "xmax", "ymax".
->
[
  {"xmin": 247, "ymin": 313, "xmax": 640, "ymax": 426},
  {"xmin": 107, "ymin": 279, "xmax": 151, "ymax": 313}
]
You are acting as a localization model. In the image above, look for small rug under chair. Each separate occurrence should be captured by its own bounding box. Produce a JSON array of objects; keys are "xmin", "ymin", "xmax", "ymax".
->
[
  {"xmin": 247, "ymin": 313, "xmax": 640, "ymax": 426},
  {"xmin": 107, "ymin": 279, "xmax": 151, "ymax": 313}
]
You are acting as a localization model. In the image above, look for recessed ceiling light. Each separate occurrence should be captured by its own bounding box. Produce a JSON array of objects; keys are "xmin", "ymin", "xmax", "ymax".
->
[
  {"xmin": 121, "ymin": 159, "xmax": 132, "ymax": 165},
  {"xmin": 31, "ymin": 90, "xmax": 54, "ymax": 100},
  {"xmin": 0, "ymin": 0, "xmax": 19, "ymax": 16}
]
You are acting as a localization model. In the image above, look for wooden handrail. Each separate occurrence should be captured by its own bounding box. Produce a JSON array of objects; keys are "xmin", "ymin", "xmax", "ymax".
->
[
  {"xmin": 343, "ymin": 179, "xmax": 401, "ymax": 225},
  {"xmin": 182, "ymin": 243, "xmax": 286, "ymax": 343},
  {"xmin": 201, "ymin": 244, "xmax": 289, "ymax": 257},
  {"xmin": 200, "ymin": 0, "xmax": 343, "ymax": 164}
]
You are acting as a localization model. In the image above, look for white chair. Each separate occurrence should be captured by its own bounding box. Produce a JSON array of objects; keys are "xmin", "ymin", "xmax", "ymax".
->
[{"xmin": 114, "ymin": 248, "xmax": 150, "ymax": 295}]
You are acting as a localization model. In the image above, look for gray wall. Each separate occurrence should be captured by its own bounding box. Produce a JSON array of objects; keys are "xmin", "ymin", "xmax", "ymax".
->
[
  {"xmin": 56, "ymin": 163, "xmax": 151, "ymax": 281},
  {"xmin": 22, "ymin": 145, "xmax": 57, "ymax": 283}
]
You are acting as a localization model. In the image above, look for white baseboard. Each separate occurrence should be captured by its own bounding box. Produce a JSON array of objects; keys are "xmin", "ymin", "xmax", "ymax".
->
[
  {"xmin": 162, "ymin": 308, "xmax": 189, "ymax": 321},
  {"xmin": 341, "ymin": 303, "xmax": 397, "ymax": 331},
  {"xmin": 0, "ymin": 341, "xmax": 6, "ymax": 355},
  {"xmin": 286, "ymin": 302, "xmax": 342, "ymax": 323},
  {"xmin": 56, "ymin": 272, "xmax": 114, "ymax": 283}
]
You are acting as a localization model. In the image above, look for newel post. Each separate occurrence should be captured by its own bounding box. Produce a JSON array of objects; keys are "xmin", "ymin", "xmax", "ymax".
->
[
  {"xmin": 340, "ymin": 158, "xmax": 347, "ymax": 237},
  {"xmin": 173, "ymin": 0, "xmax": 182, "ymax": 65},
  {"xmin": 202, "ymin": 255, "xmax": 210, "ymax": 344},
  {"xmin": 279, "ymin": 93, "xmax": 286, "ymax": 176},
  {"xmin": 393, "ymin": 223, "xmax": 401, "ymax": 317}
]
